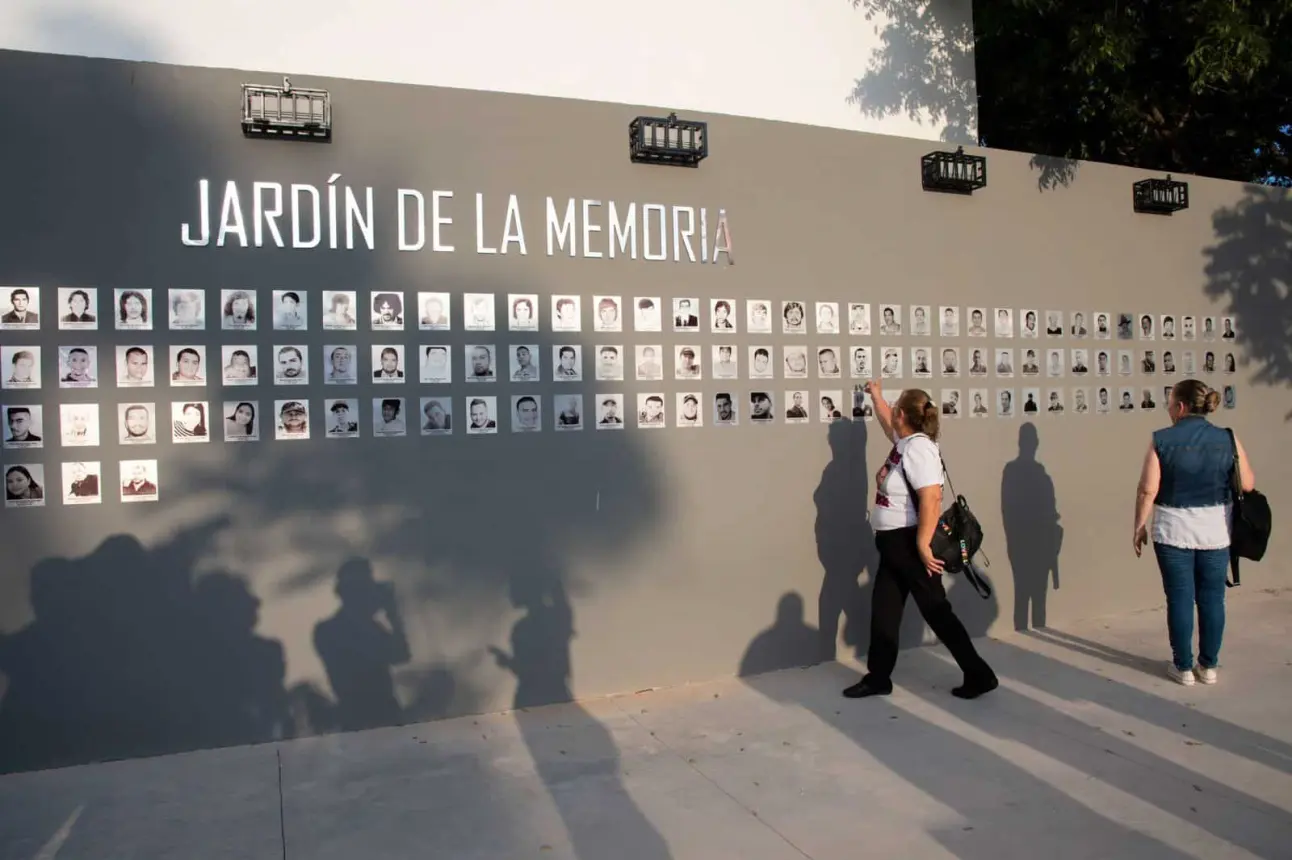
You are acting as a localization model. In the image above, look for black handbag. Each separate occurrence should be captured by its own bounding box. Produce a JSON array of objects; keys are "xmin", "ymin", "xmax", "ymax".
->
[
  {"xmin": 901, "ymin": 455, "xmax": 992, "ymax": 599},
  {"xmin": 1225, "ymin": 428, "xmax": 1272, "ymax": 587}
]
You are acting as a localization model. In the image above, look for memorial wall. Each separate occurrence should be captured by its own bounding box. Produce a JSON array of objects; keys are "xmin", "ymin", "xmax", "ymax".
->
[{"xmin": 0, "ymin": 49, "xmax": 1287, "ymax": 773}]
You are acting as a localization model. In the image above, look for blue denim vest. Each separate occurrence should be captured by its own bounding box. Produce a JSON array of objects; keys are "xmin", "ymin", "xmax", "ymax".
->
[{"xmin": 1152, "ymin": 416, "xmax": 1233, "ymax": 509}]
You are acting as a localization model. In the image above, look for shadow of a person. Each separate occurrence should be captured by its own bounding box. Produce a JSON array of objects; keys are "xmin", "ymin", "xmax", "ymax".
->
[
  {"xmin": 739, "ymin": 592, "xmax": 822, "ymax": 676},
  {"xmin": 1001, "ymin": 422, "xmax": 1062, "ymax": 630},
  {"xmin": 814, "ymin": 417, "xmax": 877, "ymax": 661},
  {"xmin": 492, "ymin": 571, "xmax": 672, "ymax": 860},
  {"xmin": 313, "ymin": 558, "xmax": 411, "ymax": 732}
]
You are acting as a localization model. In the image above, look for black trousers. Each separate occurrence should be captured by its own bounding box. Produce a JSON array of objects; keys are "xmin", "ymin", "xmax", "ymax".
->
[{"xmin": 866, "ymin": 525, "xmax": 992, "ymax": 683}]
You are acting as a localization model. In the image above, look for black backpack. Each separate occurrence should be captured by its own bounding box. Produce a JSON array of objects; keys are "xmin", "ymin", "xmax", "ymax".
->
[
  {"xmin": 1225, "ymin": 428, "xmax": 1272, "ymax": 587},
  {"xmin": 900, "ymin": 453, "xmax": 991, "ymax": 599}
]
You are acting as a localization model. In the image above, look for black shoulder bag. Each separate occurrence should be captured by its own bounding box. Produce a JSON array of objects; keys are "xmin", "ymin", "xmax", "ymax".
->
[
  {"xmin": 1224, "ymin": 428, "xmax": 1272, "ymax": 587},
  {"xmin": 900, "ymin": 451, "xmax": 992, "ymax": 599}
]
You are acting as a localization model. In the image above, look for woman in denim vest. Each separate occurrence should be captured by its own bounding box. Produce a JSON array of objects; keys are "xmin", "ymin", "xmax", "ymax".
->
[{"xmin": 1133, "ymin": 379, "xmax": 1255, "ymax": 685}]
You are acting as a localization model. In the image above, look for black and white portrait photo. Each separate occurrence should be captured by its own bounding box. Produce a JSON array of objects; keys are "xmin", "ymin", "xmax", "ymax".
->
[
  {"xmin": 1181, "ymin": 315, "xmax": 1197, "ymax": 341},
  {"xmin": 910, "ymin": 347, "xmax": 932, "ymax": 380},
  {"xmin": 995, "ymin": 348, "xmax": 1015, "ymax": 378},
  {"xmin": 968, "ymin": 389, "xmax": 989, "ymax": 419},
  {"xmin": 597, "ymin": 394, "xmax": 625, "ymax": 429},
  {"xmin": 1118, "ymin": 387, "xmax": 1137, "ymax": 412},
  {"xmin": 508, "ymin": 294, "xmax": 539, "ymax": 332},
  {"xmin": 1046, "ymin": 389, "xmax": 1066, "ymax": 414},
  {"xmin": 464, "ymin": 293, "xmax": 496, "ymax": 332},
  {"xmin": 635, "ymin": 345, "xmax": 663, "ymax": 381},
  {"xmin": 170, "ymin": 345, "xmax": 207, "ymax": 387},
  {"xmin": 275, "ymin": 399, "xmax": 310, "ymax": 440},
  {"xmin": 325, "ymin": 399, "xmax": 360, "ymax": 438},
  {"xmin": 1091, "ymin": 312, "xmax": 1110, "ymax": 340},
  {"xmin": 466, "ymin": 345, "xmax": 497, "ymax": 382},
  {"xmin": 784, "ymin": 390, "xmax": 810, "ymax": 424},
  {"xmin": 553, "ymin": 345, "xmax": 582, "ymax": 381},
  {"xmin": 1224, "ymin": 385, "xmax": 1236, "ymax": 409},
  {"xmin": 116, "ymin": 345, "xmax": 154, "ymax": 388},
  {"xmin": 1223, "ymin": 349, "xmax": 1237, "ymax": 374},
  {"xmin": 1070, "ymin": 348, "xmax": 1089, "ymax": 376},
  {"xmin": 1221, "ymin": 316, "xmax": 1236, "ymax": 340},
  {"xmin": 1182, "ymin": 351, "xmax": 1196, "ymax": 375},
  {"xmin": 1069, "ymin": 311, "xmax": 1089, "ymax": 338},
  {"xmin": 672, "ymin": 297, "xmax": 699, "ymax": 332},
  {"xmin": 223, "ymin": 400, "xmax": 259, "ymax": 442},
  {"xmin": 848, "ymin": 302, "xmax": 872, "ymax": 336},
  {"xmin": 60, "ymin": 403, "xmax": 100, "ymax": 447},
  {"xmin": 322, "ymin": 291, "xmax": 358, "ymax": 330},
  {"xmin": 418, "ymin": 292, "xmax": 451, "ymax": 330},
  {"xmin": 853, "ymin": 387, "xmax": 875, "ymax": 420},
  {"xmin": 1117, "ymin": 350, "xmax": 1133, "ymax": 376},
  {"xmin": 62, "ymin": 461, "xmax": 102, "ymax": 505},
  {"xmin": 555, "ymin": 394, "xmax": 583, "ymax": 431},
  {"xmin": 5, "ymin": 405, "xmax": 43, "ymax": 449},
  {"xmin": 1046, "ymin": 348, "xmax": 1065, "ymax": 379},
  {"xmin": 1115, "ymin": 313, "xmax": 1133, "ymax": 340},
  {"xmin": 119, "ymin": 403, "xmax": 155, "ymax": 445},
  {"xmin": 1094, "ymin": 349, "xmax": 1112, "ymax": 377},
  {"xmin": 711, "ymin": 345, "xmax": 738, "ymax": 380},
  {"xmin": 120, "ymin": 459, "xmax": 159, "ymax": 503},
  {"xmin": 1160, "ymin": 314, "xmax": 1177, "ymax": 341},
  {"xmin": 817, "ymin": 347, "xmax": 841, "ymax": 379},
  {"xmin": 372, "ymin": 345, "xmax": 406, "ymax": 382},
  {"xmin": 815, "ymin": 302, "xmax": 839, "ymax": 334},
  {"xmin": 819, "ymin": 391, "xmax": 844, "ymax": 422},
  {"xmin": 967, "ymin": 307, "xmax": 988, "ymax": 337},
  {"xmin": 939, "ymin": 306, "xmax": 960, "ymax": 338},
  {"xmin": 1020, "ymin": 388, "xmax": 1041, "ymax": 414},
  {"xmin": 595, "ymin": 345, "xmax": 623, "ymax": 382},
  {"xmin": 939, "ymin": 347, "xmax": 960, "ymax": 378},
  {"xmin": 218, "ymin": 346, "xmax": 257, "ymax": 386},
  {"xmin": 371, "ymin": 292, "xmax": 404, "ymax": 331},
  {"xmin": 593, "ymin": 296, "xmax": 622, "ymax": 333},
  {"xmin": 713, "ymin": 392, "xmax": 738, "ymax": 425},
  {"xmin": 114, "ymin": 289, "xmax": 152, "ymax": 331},
  {"xmin": 1020, "ymin": 310, "xmax": 1040, "ymax": 339},
  {"xmin": 323, "ymin": 345, "xmax": 356, "ymax": 385},
  {"xmin": 1141, "ymin": 349, "xmax": 1157, "ymax": 375},
  {"xmin": 1200, "ymin": 316, "xmax": 1217, "ymax": 341},
  {"xmin": 511, "ymin": 395, "xmax": 542, "ymax": 433},
  {"xmin": 676, "ymin": 393, "xmax": 703, "ymax": 427},
  {"xmin": 746, "ymin": 299, "xmax": 775, "ymax": 334},
  {"xmin": 881, "ymin": 347, "xmax": 902, "ymax": 380},
  {"xmin": 1137, "ymin": 313, "xmax": 1155, "ymax": 341},
  {"xmin": 466, "ymin": 396, "xmax": 498, "ymax": 434},
  {"xmin": 552, "ymin": 295, "xmax": 582, "ymax": 332},
  {"xmin": 995, "ymin": 308, "xmax": 1014, "ymax": 339},
  {"xmin": 1020, "ymin": 348, "xmax": 1040, "ymax": 377},
  {"xmin": 171, "ymin": 401, "xmax": 209, "ymax": 443},
  {"xmin": 968, "ymin": 348, "xmax": 989, "ymax": 378},
  {"xmin": 781, "ymin": 300, "xmax": 807, "ymax": 335},
  {"xmin": 58, "ymin": 288, "xmax": 98, "ymax": 330},
  {"xmin": 634, "ymin": 297, "xmax": 662, "ymax": 333},
  {"xmin": 220, "ymin": 289, "xmax": 256, "ymax": 330},
  {"xmin": 510, "ymin": 344, "xmax": 541, "ymax": 381},
  {"xmin": 1093, "ymin": 387, "xmax": 1111, "ymax": 414},
  {"xmin": 1072, "ymin": 387, "xmax": 1090, "ymax": 414},
  {"xmin": 274, "ymin": 345, "xmax": 309, "ymax": 386},
  {"xmin": 749, "ymin": 391, "xmax": 774, "ymax": 423},
  {"xmin": 940, "ymin": 389, "xmax": 961, "ymax": 418},
  {"xmin": 711, "ymin": 299, "xmax": 737, "ymax": 333},
  {"xmin": 273, "ymin": 290, "xmax": 307, "ymax": 331},
  {"xmin": 2, "ymin": 347, "xmax": 40, "ymax": 390},
  {"xmin": 6, "ymin": 464, "xmax": 46, "ymax": 508},
  {"xmin": 419, "ymin": 397, "xmax": 452, "ymax": 435},
  {"xmin": 850, "ymin": 345, "xmax": 872, "ymax": 380},
  {"xmin": 783, "ymin": 345, "xmax": 809, "ymax": 380},
  {"xmin": 637, "ymin": 393, "xmax": 666, "ymax": 428},
  {"xmin": 1161, "ymin": 350, "xmax": 1177, "ymax": 376},
  {"xmin": 1, "ymin": 287, "xmax": 41, "ymax": 331},
  {"xmin": 749, "ymin": 346, "xmax": 774, "ymax": 380},
  {"xmin": 1140, "ymin": 387, "xmax": 1157, "ymax": 410},
  {"xmin": 910, "ymin": 305, "xmax": 931, "ymax": 337},
  {"xmin": 410, "ymin": 346, "xmax": 448, "ymax": 385},
  {"xmin": 1045, "ymin": 311, "xmax": 1064, "ymax": 337},
  {"xmin": 997, "ymin": 388, "xmax": 1016, "ymax": 418},
  {"xmin": 373, "ymin": 397, "xmax": 407, "ymax": 437},
  {"xmin": 878, "ymin": 304, "xmax": 902, "ymax": 336},
  {"xmin": 675, "ymin": 346, "xmax": 702, "ymax": 380},
  {"xmin": 169, "ymin": 289, "xmax": 206, "ymax": 330},
  {"xmin": 59, "ymin": 346, "xmax": 98, "ymax": 389}
]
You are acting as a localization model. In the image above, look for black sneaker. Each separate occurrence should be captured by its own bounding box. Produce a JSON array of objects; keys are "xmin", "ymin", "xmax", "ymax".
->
[
  {"xmin": 951, "ymin": 671, "xmax": 999, "ymax": 700},
  {"xmin": 842, "ymin": 677, "xmax": 893, "ymax": 698}
]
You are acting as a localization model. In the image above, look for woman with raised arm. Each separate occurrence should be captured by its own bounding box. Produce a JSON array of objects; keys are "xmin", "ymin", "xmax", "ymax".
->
[
  {"xmin": 843, "ymin": 380, "xmax": 998, "ymax": 700},
  {"xmin": 1134, "ymin": 379, "xmax": 1255, "ymax": 686}
]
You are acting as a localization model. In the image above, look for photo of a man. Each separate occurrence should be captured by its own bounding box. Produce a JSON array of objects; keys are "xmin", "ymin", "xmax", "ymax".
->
[{"xmin": 1, "ymin": 287, "xmax": 39, "ymax": 329}]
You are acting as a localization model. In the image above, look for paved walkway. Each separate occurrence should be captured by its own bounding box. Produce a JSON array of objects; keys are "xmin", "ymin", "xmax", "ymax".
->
[{"xmin": 2, "ymin": 588, "xmax": 1291, "ymax": 860}]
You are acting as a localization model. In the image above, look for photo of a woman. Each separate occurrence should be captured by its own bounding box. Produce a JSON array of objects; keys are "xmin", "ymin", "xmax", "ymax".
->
[
  {"xmin": 224, "ymin": 401, "xmax": 258, "ymax": 441},
  {"xmin": 172, "ymin": 402, "xmax": 209, "ymax": 443},
  {"xmin": 221, "ymin": 290, "xmax": 256, "ymax": 330},
  {"xmin": 115, "ymin": 289, "xmax": 151, "ymax": 330},
  {"xmin": 5, "ymin": 464, "xmax": 44, "ymax": 506}
]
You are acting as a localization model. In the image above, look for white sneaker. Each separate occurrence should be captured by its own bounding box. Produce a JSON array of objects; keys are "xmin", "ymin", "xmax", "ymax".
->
[
  {"xmin": 1194, "ymin": 665, "xmax": 1218, "ymax": 685},
  {"xmin": 1168, "ymin": 664, "xmax": 1195, "ymax": 686}
]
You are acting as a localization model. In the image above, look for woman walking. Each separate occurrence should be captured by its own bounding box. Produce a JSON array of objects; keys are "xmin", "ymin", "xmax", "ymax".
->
[
  {"xmin": 1134, "ymin": 379, "xmax": 1255, "ymax": 685},
  {"xmin": 843, "ymin": 380, "xmax": 998, "ymax": 700}
]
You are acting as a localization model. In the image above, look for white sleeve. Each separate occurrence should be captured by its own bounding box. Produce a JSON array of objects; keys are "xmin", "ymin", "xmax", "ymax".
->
[{"xmin": 904, "ymin": 438, "xmax": 943, "ymax": 489}]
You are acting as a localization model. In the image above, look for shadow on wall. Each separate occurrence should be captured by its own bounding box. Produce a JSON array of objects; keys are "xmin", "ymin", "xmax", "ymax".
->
[
  {"xmin": 0, "ymin": 20, "xmax": 667, "ymax": 776},
  {"xmin": 1001, "ymin": 422, "xmax": 1061, "ymax": 630},
  {"xmin": 847, "ymin": 0, "xmax": 977, "ymax": 145},
  {"xmin": 1203, "ymin": 185, "xmax": 1292, "ymax": 418}
]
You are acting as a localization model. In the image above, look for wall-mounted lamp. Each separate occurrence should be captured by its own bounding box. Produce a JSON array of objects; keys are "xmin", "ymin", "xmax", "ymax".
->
[
  {"xmin": 921, "ymin": 146, "xmax": 987, "ymax": 195},
  {"xmin": 1132, "ymin": 174, "xmax": 1189, "ymax": 215},
  {"xmin": 241, "ymin": 77, "xmax": 332, "ymax": 142},
  {"xmin": 629, "ymin": 112, "xmax": 708, "ymax": 167}
]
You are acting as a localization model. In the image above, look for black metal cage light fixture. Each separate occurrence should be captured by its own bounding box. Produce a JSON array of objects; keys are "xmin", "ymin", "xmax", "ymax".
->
[
  {"xmin": 242, "ymin": 77, "xmax": 332, "ymax": 142},
  {"xmin": 629, "ymin": 112, "xmax": 708, "ymax": 167},
  {"xmin": 921, "ymin": 146, "xmax": 987, "ymax": 195},
  {"xmin": 1132, "ymin": 174, "xmax": 1189, "ymax": 215}
]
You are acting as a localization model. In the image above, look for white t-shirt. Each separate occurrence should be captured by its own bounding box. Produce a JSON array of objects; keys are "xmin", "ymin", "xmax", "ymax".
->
[{"xmin": 870, "ymin": 432, "xmax": 944, "ymax": 531}]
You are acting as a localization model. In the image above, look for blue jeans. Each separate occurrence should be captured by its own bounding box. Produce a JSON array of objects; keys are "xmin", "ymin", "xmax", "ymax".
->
[{"xmin": 1152, "ymin": 543, "xmax": 1228, "ymax": 670}]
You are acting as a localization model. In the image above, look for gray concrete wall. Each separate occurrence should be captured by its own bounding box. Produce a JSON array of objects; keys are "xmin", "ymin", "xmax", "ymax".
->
[{"xmin": 0, "ymin": 50, "xmax": 1287, "ymax": 774}]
